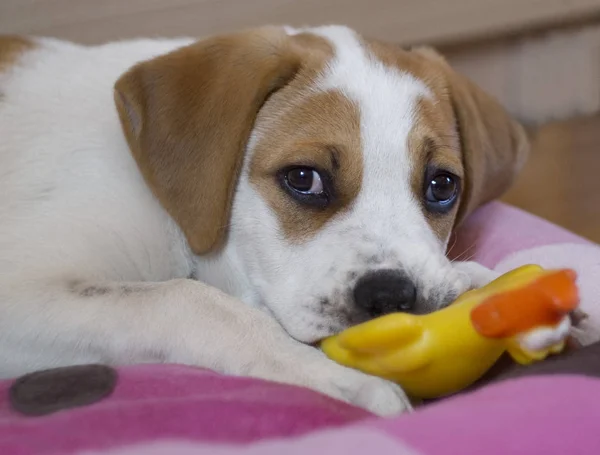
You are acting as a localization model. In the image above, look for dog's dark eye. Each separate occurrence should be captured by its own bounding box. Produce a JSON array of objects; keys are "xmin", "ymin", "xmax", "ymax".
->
[
  {"xmin": 280, "ymin": 166, "xmax": 330, "ymax": 208},
  {"xmin": 425, "ymin": 172, "xmax": 459, "ymax": 213},
  {"xmin": 286, "ymin": 167, "xmax": 324, "ymax": 194}
]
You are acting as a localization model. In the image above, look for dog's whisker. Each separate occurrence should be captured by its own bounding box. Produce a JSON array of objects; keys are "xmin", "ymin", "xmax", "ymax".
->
[
  {"xmin": 450, "ymin": 241, "xmax": 477, "ymax": 263},
  {"xmin": 459, "ymin": 252, "xmax": 476, "ymax": 263},
  {"xmin": 446, "ymin": 234, "xmax": 459, "ymax": 257}
]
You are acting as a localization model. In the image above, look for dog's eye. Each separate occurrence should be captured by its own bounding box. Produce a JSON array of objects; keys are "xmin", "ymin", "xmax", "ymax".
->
[
  {"xmin": 285, "ymin": 167, "xmax": 324, "ymax": 194},
  {"xmin": 280, "ymin": 166, "xmax": 330, "ymax": 208},
  {"xmin": 425, "ymin": 172, "xmax": 459, "ymax": 213}
]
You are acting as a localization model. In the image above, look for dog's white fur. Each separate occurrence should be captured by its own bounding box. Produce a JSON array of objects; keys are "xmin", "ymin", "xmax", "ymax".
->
[
  {"xmin": 201, "ymin": 27, "xmax": 475, "ymax": 342},
  {"xmin": 0, "ymin": 26, "xmax": 553, "ymax": 415}
]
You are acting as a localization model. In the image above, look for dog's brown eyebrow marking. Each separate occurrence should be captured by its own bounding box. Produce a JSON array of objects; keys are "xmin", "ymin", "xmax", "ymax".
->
[
  {"xmin": 327, "ymin": 145, "xmax": 342, "ymax": 171},
  {"xmin": 249, "ymin": 89, "xmax": 363, "ymax": 242},
  {"xmin": 422, "ymin": 137, "xmax": 436, "ymax": 164},
  {"xmin": 405, "ymin": 96, "xmax": 462, "ymax": 243}
]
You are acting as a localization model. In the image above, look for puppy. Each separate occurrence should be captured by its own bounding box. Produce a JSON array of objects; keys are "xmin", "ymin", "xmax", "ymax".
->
[{"xmin": 0, "ymin": 26, "xmax": 528, "ymax": 415}]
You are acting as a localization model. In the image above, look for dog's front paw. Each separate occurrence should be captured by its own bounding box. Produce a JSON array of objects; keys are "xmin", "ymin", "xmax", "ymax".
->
[
  {"xmin": 294, "ymin": 353, "xmax": 412, "ymax": 416},
  {"xmin": 329, "ymin": 366, "xmax": 413, "ymax": 416},
  {"xmin": 259, "ymin": 341, "xmax": 411, "ymax": 415}
]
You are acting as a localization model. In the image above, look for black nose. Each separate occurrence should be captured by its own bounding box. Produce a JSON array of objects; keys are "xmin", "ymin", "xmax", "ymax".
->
[{"xmin": 353, "ymin": 269, "xmax": 417, "ymax": 317}]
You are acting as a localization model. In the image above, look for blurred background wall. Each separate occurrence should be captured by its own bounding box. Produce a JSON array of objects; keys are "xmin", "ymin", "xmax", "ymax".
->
[{"xmin": 2, "ymin": 0, "xmax": 600, "ymax": 240}]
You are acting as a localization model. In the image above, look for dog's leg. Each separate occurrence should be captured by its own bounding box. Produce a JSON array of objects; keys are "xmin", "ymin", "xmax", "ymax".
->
[{"xmin": 0, "ymin": 278, "xmax": 410, "ymax": 416}]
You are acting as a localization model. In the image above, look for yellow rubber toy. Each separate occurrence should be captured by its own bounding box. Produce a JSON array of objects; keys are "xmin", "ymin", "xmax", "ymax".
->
[{"xmin": 321, "ymin": 265, "xmax": 579, "ymax": 400}]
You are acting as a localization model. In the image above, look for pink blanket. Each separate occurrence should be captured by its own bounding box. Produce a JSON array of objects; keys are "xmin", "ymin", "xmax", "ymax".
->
[
  {"xmin": 2, "ymin": 365, "xmax": 599, "ymax": 455},
  {"xmin": 2, "ymin": 202, "xmax": 600, "ymax": 454}
]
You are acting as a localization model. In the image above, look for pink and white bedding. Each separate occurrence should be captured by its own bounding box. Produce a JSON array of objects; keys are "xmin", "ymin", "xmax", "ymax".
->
[{"xmin": 2, "ymin": 202, "xmax": 600, "ymax": 454}]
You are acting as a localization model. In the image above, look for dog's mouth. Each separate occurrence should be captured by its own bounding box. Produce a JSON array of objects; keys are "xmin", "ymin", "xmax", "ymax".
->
[{"xmin": 308, "ymin": 291, "xmax": 460, "ymax": 345}]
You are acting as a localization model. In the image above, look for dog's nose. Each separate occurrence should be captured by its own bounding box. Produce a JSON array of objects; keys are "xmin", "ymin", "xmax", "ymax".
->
[{"xmin": 353, "ymin": 269, "xmax": 417, "ymax": 317}]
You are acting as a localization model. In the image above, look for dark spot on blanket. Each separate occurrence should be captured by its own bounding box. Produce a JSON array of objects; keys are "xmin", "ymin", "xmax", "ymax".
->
[{"xmin": 9, "ymin": 364, "xmax": 117, "ymax": 417}]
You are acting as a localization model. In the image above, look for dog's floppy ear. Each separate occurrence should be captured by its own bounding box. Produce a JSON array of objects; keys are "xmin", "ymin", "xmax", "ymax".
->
[
  {"xmin": 452, "ymin": 71, "xmax": 529, "ymax": 225},
  {"xmin": 414, "ymin": 48, "xmax": 529, "ymax": 226},
  {"xmin": 114, "ymin": 28, "xmax": 302, "ymax": 254}
]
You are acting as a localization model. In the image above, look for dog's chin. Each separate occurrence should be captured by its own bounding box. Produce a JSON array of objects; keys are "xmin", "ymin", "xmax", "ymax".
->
[
  {"xmin": 290, "ymin": 301, "xmax": 455, "ymax": 345},
  {"xmin": 269, "ymin": 287, "xmax": 459, "ymax": 346}
]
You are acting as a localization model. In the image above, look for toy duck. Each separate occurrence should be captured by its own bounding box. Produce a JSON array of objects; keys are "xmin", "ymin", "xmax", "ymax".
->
[{"xmin": 321, "ymin": 265, "xmax": 579, "ymax": 400}]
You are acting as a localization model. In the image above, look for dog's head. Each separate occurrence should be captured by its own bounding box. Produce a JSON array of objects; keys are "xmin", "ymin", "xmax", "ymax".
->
[{"xmin": 115, "ymin": 26, "xmax": 528, "ymax": 343}]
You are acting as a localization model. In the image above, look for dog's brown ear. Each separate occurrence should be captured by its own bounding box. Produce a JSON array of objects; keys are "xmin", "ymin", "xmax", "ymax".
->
[
  {"xmin": 114, "ymin": 28, "xmax": 302, "ymax": 254},
  {"xmin": 414, "ymin": 48, "xmax": 529, "ymax": 226},
  {"xmin": 452, "ymin": 71, "xmax": 529, "ymax": 225}
]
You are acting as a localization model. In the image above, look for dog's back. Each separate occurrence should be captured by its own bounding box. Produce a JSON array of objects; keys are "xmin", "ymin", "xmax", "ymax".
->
[
  {"xmin": 0, "ymin": 37, "xmax": 196, "ymax": 288},
  {"xmin": 0, "ymin": 36, "xmax": 201, "ymax": 375}
]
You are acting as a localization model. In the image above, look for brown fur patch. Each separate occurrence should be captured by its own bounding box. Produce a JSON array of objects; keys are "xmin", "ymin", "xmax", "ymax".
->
[
  {"xmin": 366, "ymin": 40, "xmax": 528, "ymax": 236},
  {"xmin": 409, "ymin": 46, "xmax": 529, "ymax": 227},
  {"xmin": 0, "ymin": 35, "xmax": 33, "ymax": 73},
  {"xmin": 114, "ymin": 28, "xmax": 334, "ymax": 254},
  {"xmin": 115, "ymin": 27, "xmax": 526, "ymax": 253},
  {"xmin": 249, "ymin": 87, "xmax": 362, "ymax": 242},
  {"xmin": 408, "ymin": 98, "xmax": 463, "ymax": 242},
  {"xmin": 366, "ymin": 41, "xmax": 462, "ymax": 241}
]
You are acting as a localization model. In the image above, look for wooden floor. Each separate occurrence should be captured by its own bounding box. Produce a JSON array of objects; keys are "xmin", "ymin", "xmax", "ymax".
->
[{"xmin": 503, "ymin": 114, "xmax": 600, "ymax": 243}]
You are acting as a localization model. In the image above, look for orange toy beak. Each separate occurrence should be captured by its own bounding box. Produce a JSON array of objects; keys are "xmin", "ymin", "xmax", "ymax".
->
[{"xmin": 471, "ymin": 269, "xmax": 579, "ymax": 339}]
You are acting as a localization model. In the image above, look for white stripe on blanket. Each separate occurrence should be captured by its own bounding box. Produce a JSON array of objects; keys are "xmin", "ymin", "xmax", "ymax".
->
[{"xmin": 80, "ymin": 426, "xmax": 421, "ymax": 455}]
